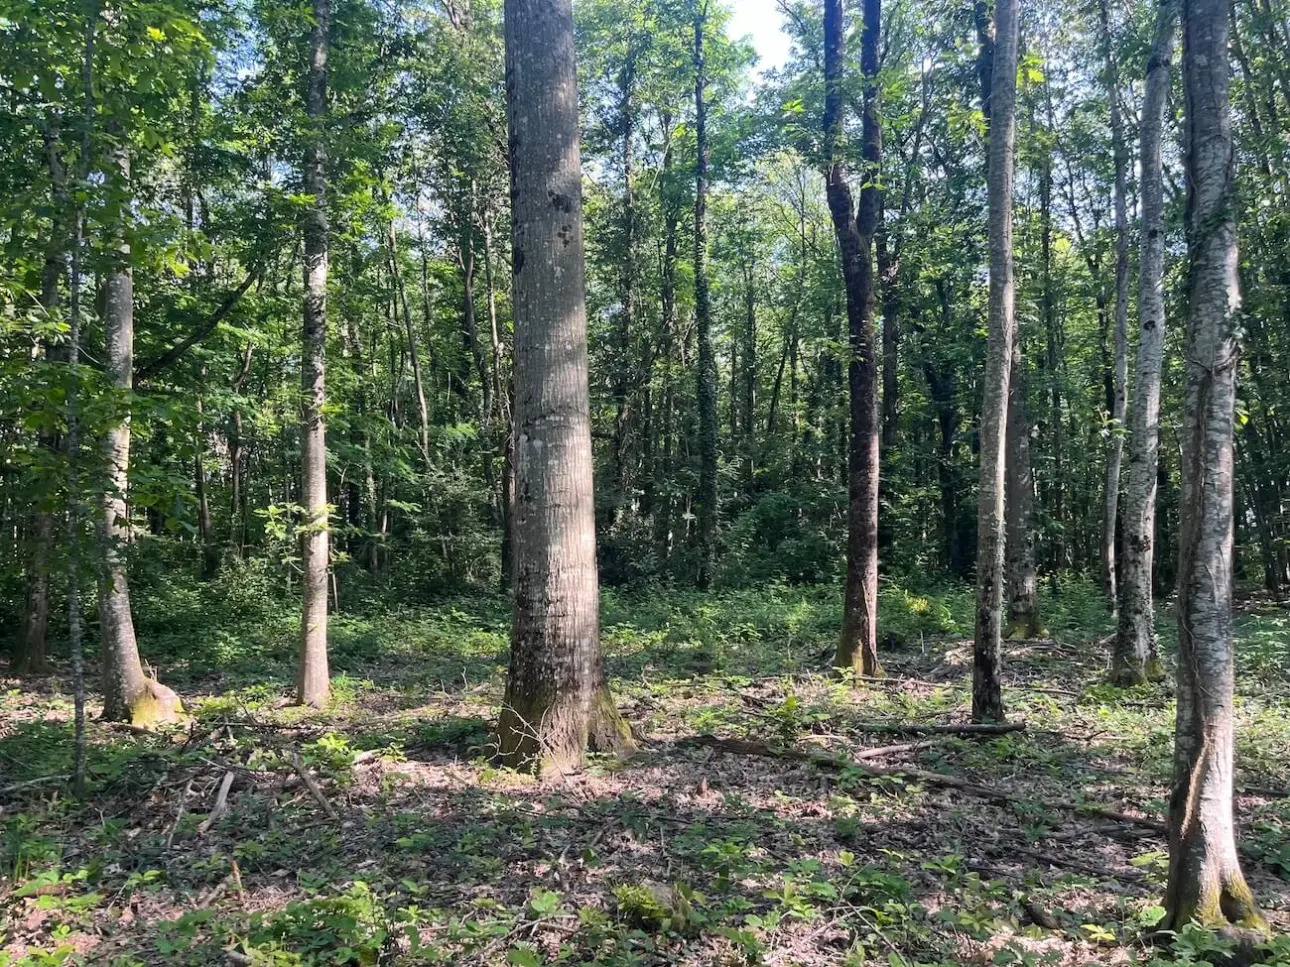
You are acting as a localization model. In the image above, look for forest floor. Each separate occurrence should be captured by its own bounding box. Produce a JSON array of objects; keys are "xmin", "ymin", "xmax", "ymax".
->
[{"xmin": 2, "ymin": 579, "xmax": 1289, "ymax": 966}]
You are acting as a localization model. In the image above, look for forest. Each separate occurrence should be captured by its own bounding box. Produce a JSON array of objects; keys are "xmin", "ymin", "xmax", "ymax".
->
[{"xmin": 1, "ymin": 0, "xmax": 1289, "ymax": 962}]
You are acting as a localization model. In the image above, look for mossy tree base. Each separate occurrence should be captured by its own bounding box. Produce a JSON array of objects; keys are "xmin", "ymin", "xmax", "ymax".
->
[
  {"xmin": 497, "ymin": 685, "xmax": 634, "ymax": 776},
  {"xmin": 104, "ymin": 679, "xmax": 186, "ymax": 728}
]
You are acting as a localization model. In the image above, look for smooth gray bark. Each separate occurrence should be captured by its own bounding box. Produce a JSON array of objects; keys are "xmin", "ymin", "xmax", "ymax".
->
[
  {"xmin": 496, "ymin": 0, "xmax": 632, "ymax": 773},
  {"xmin": 297, "ymin": 0, "xmax": 331, "ymax": 707},
  {"xmin": 1114, "ymin": 0, "xmax": 1177, "ymax": 686}
]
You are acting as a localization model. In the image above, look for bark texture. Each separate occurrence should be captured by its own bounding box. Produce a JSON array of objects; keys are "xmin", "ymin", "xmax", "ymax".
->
[
  {"xmin": 1099, "ymin": 0, "xmax": 1131, "ymax": 609},
  {"xmin": 297, "ymin": 0, "xmax": 332, "ymax": 707},
  {"xmin": 1114, "ymin": 0, "xmax": 1177, "ymax": 686},
  {"xmin": 972, "ymin": 0, "xmax": 1018, "ymax": 723},
  {"xmin": 1163, "ymin": 0, "xmax": 1263, "ymax": 932},
  {"xmin": 825, "ymin": 0, "xmax": 883, "ymax": 678},
  {"xmin": 1005, "ymin": 341, "xmax": 1042, "ymax": 638},
  {"xmin": 497, "ymin": 0, "xmax": 633, "ymax": 774},
  {"xmin": 98, "ymin": 148, "xmax": 182, "ymax": 726}
]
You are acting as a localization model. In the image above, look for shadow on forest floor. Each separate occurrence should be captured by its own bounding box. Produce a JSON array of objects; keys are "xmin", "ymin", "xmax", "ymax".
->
[{"xmin": 2, "ymin": 584, "xmax": 1289, "ymax": 966}]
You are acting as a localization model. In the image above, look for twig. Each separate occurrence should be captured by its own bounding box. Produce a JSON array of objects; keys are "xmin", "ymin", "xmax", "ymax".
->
[
  {"xmin": 198, "ymin": 771, "xmax": 236, "ymax": 833},
  {"xmin": 165, "ymin": 779, "xmax": 194, "ymax": 848},
  {"xmin": 0, "ymin": 774, "xmax": 70, "ymax": 795},
  {"xmin": 291, "ymin": 751, "xmax": 338, "ymax": 820}
]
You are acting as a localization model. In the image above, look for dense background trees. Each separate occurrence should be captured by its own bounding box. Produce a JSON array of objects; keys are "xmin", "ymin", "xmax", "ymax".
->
[{"xmin": 2, "ymin": 0, "xmax": 1288, "ymax": 945}]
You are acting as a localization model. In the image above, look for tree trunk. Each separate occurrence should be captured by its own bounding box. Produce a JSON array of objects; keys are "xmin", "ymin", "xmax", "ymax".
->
[
  {"xmin": 15, "ymin": 119, "xmax": 69, "ymax": 676},
  {"xmin": 693, "ymin": 4, "xmax": 718, "ymax": 588},
  {"xmin": 973, "ymin": 0, "xmax": 1018, "ymax": 724},
  {"xmin": 496, "ymin": 0, "xmax": 633, "ymax": 774},
  {"xmin": 1005, "ymin": 340, "xmax": 1042, "ymax": 637},
  {"xmin": 1114, "ymin": 0, "xmax": 1177, "ymax": 686},
  {"xmin": 297, "ymin": 0, "xmax": 331, "ymax": 708},
  {"xmin": 98, "ymin": 147, "xmax": 182, "ymax": 726},
  {"xmin": 825, "ymin": 0, "xmax": 883, "ymax": 679},
  {"xmin": 1163, "ymin": 0, "xmax": 1264, "ymax": 932},
  {"xmin": 194, "ymin": 384, "xmax": 217, "ymax": 579},
  {"xmin": 1099, "ymin": 0, "xmax": 1131, "ymax": 611}
]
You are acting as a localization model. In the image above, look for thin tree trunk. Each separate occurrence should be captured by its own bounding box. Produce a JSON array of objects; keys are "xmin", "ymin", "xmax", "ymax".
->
[
  {"xmin": 973, "ymin": 0, "xmax": 1018, "ymax": 724},
  {"xmin": 297, "ymin": 0, "xmax": 331, "ymax": 708},
  {"xmin": 388, "ymin": 216, "xmax": 431, "ymax": 461},
  {"xmin": 1099, "ymin": 0, "xmax": 1131, "ymax": 610},
  {"xmin": 825, "ymin": 0, "xmax": 883, "ymax": 679},
  {"xmin": 496, "ymin": 0, "xmax": 633, "ymax": 773},
  {"xmin": 16, "ymin": 117, "xmax": 68, "ymax": 675},
  {"xmin": 98, "ymin": 146, "xmax": 181, "ymax": 726},
  {"xmin": 1163, "ymin": 0, "xmax": 1263, "ymax": 931},
  {"xmin": 1114, "ymin": 0, "xmax": 1177, "ymax": 686},
  {"xmin": 693, "ymin": 2, "xmax": 718, "ymax": 588},
  {"xmin": 1005, "ymin": 341, "xmax": 1042, "ymax": 637},
  {"xmin": 194, "ymin": 381, "xmax": 217, "ymax": 579}
]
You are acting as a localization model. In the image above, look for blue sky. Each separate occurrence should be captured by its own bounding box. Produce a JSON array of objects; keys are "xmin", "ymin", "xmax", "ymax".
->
[{"xmin": 727, "ymin": 0, "xmax": 793, "ymax": 74}]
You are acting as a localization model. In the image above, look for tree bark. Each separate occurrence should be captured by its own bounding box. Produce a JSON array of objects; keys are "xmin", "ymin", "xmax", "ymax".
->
[
  {"xmin": 1005, "ymin": 340, "xmax": 1042, "ymax": 637},
  {"xmin": 693, "ymin": 2, "xmax": 718, "ymax": 588},
  {"xmin": 97, "ymin": 147, "xmax": 182, "ymax": 726},
  {"xmin": 1114, "ymin": 0, "xmax": 1177, "ymax": 686},
  {"xmin": 1163, "ymin": 0, "xmax": 1264, "ymax": 932},
  {"xmin": 1099, "ymin": 0, "xmax": 1131, "ymax": 610},
  {"xmin": 496, "ymin": 0, "xmax": 633, "ymax": 773},
  {"xmin": 297, "ymin": 0, "xmax": 331, "ymax": 708},
  {"xmin": 972, "ymin": 0, "xmax": 1018, "ymax": 723},
  {"xmin": 825, "ymin": 0, "xmax": 883, "ymax": 679}
]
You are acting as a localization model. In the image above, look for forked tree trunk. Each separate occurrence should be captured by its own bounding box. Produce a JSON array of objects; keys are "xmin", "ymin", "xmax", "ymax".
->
[
  {"xmin": 1113, "ymin": 0, "xmax": 1177, "ymax": 686},
  {"xmin": 693, "ymin": 2, "xmax": 718, "ymax": 588},
  {"xmin": 1163, "ymin": 0, "xmax": 1264, "ymax": 933},
  {"xmin": 98, "ymin": 147, "xmax": 182, "ymax": 726},
  {"xmin": 825, "ymin": 0, "xmax": 882, "ymax": 678},
  {"xmin": 1099, "ymin": 0, "xmax": 1130, "ymax": 610},
  {"xmin": 972, "ymin": 0, "xmax": 1018, "ymax": 723},
  {"xmin": 297, "ymin": 0, "xmax": 331, "ymax": 707},
  {"xmin": 496, "ymin": 0, "xmax": 633, "ymax": 774}
]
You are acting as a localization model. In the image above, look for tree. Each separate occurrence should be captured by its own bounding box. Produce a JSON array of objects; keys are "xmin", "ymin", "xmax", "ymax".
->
[
  {"xmin": 972, "ymin": 0, "xmax": 1018, "ymax": 724},
  {"xmin": 693, "ymin": 0, "xmax": 718, "ymax": 588},
  {"xmin": 1113, "ymin": 0, "xmax": 1176, "ymax": 686},
  {"xmin": 1098, "ymin": 0, "xmax": 1130, "ymax": 610},
  {"xmin": 297, "ymin": 0, "xmax": 332, "ymax": 708},
  {"xmin": 495, "ymin": 0, "xmax": 634, "ymax": 773},
  {"xmin": 1162, "ymin": 0, "xmax": 1264, "ymax": 932},
  {"xmin": 824, "ymin": 0, "xmax": 882, "ymax": 678},
  {"xmin": 97, "ymin": 143, "xmax": 183, "ymax": 725}
]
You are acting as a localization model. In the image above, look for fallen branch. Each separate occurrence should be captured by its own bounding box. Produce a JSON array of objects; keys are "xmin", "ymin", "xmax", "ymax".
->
[
  {"xmin": 679, "ymin": 735, "xmax": 1165, "ymax": 831},
  {"xmin": 0, "ymin": 774, "xmax": 70, "ymax": 795},
  {"xmin": 851, "ymin": 737, "xmax": 957, "ymax": 760},
  {"xmin": 847, "ymin": 721, "xmax": 1026, "ymax": 736},
  {"xmin": 198, "ymin": 771, "xmax": 236, "ymax": 833},
  {"xmin": 291, "ymin": 752, "xmax": 338, "ymax": 820}
]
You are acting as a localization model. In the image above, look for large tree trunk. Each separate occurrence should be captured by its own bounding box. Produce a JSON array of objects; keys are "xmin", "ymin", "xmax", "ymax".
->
[
  {"xmin": 1163, "ymin": 0, "xmax": 1263, "ymax": 932},
  {"xmin": 825, "ymin": 0, "xmax": 883, "ymax": 679},
  {"xmin": 98, "ymin": 147, "xmax": 182, "ymax": 726},
  {"xmin": 693, "ymin": 4, "xmax": 718, "ymax": 588},
  {"xmin": 496, "ymin": 0, "xmax": 633, "ymax": 774},
  {"xmin": 972, "ymin": 0, "xmax": 1018, "ymax": 724},
  {"xmin": 1099, "ymin": 0, "xmax": 1131, "ymax": 610},
  {"xmin": 1113, "ymin": 0, "xmax": 1177, "ymax": 686},
  {"xmin": 297, "ymin": 0, "xmax": 331, "ymax": 707}
]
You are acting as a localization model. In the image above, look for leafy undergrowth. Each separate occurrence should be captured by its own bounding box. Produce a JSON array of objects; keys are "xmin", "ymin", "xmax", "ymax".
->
[{"xmin": 2, "ymin": 581, "xmax": 1288, "ymax": 966}]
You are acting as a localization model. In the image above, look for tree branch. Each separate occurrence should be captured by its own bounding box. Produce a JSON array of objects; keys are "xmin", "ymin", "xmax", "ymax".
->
[{"xmin": 136, "ymin": 265, "xmax": 261, "ymax": 383}]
